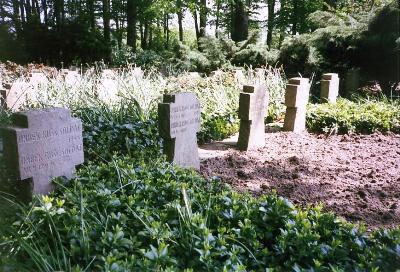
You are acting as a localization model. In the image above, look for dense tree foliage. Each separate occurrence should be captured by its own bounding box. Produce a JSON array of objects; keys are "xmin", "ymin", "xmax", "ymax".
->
[{"xmin": 0, "ymin": 0, "xmax": 395, "ymax": 66}]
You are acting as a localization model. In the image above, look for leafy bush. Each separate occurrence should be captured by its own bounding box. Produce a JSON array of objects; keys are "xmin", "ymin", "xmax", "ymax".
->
[
  {"xmin": 198, "ymin": 112, "xmax": 239, "ymax": 144},
  {"xmin": 1, "ymin": 157, "xmax": 399, "ymax": 271},
  {"xmin": 307, "ymin": 98, "xmax": 400, "ymax": 134},
  {"xmin": 73, "ymin": 105, "xmax": 162, "ymax": 162}
]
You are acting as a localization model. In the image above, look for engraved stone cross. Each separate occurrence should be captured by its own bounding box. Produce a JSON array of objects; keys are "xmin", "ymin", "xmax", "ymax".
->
[
  {"xmin": 158, "ymin": 92, "xmax": 201, "ymax": 170},
  {"xmin": 1, "ymin": 108, "xmax": 84, "ymax": 196}
]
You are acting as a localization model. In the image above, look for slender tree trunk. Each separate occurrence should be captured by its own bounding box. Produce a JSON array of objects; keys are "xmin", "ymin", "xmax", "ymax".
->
[
  {"xmin": 25, "ymin": 0, "xmax": 32, "ymax": 22},
  {"xmin": 142, "ymin": 22, "xmax": 149, "ymax": 49},
  {"xmin": 215, "ymin": 0, "xmax": 221, "ymax": 38},
  {"xmin": 127, "ymin": 0, "xmax": 137, "ymax": 52},
  {"xmin": 33, "ymin": 0, "xmax": 40, "ymax": 17},
  {"xmin": 87, "ymin": 0, "xmax": 95, "ymax": 30},
  {"xmin": 54, "ymin": 0, "xmax": 62, "ymax": 25},
  {"xmin": 231, "ymin": 0, "xmax": 248, "ymax": 42},
  {"xmin": 193, "ymin": 10, "xmax": 200, "ymax": 40},
  {"xmin": 177, "ymin": 0, "xmax": 184, "ymax": 42},
  {"xmin": 42, "ymin": 0, "xmax": 48, "ymax": 24},
  {"xmin": 19, "ymin": 0, "xmax": 25, "ymax": 24},
  {"xmin": 12, "ymin": 0, "xmax": 22, "ymax": 36},
  {"xmin": 267, "ymin": 0, "xmax": 276, "ymax": 48},
  {"xmin": 199, "ymin": 0, "xmax": 207, "ymax": 37},
  {"xmin": 102, "ymin": 0, "xmax": 111, "ymax": 62},
  {"xmin": 292, "ymin": 0, "xmax": 298, "ymax": 35}
]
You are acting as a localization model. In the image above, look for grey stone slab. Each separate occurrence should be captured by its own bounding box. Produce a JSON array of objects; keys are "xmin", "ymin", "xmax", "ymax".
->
[
  {"xmin": 0, "ymin": 108, "xmax": 84, "ymax": 196},
  {"xmin": 158, "ymin": 92, "xmax": 201, "ymax": 170},
  {"xmin": 321, "ymin": 73, "xmax": 340, "ymax": 103},
  {"xmin": 345, "ymin": 68, "xmax": 360, "ymax": 96},
  {"xmin": 283, "ymin": 107, "xmax": 306, "ymax": 133},
  {"xmin": 2, "ymin": 82, "xmax": 33, "ymax": 110},
  {"xmin": 237, "ymin": 85, "xmax": 268, "ymax": 151}
]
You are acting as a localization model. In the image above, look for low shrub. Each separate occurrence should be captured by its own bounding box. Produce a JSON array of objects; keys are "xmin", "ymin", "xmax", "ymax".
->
[
  {"xmin": 198, "ymin": 112, "xmax": 239, "ymax": 144},
  {"xmin": 307, "ymin": 98, "xmax": 400, "ymax": 134},
  {"xmin": 1, "ymin": 157, "xmax": 399, "ymax": 271}
]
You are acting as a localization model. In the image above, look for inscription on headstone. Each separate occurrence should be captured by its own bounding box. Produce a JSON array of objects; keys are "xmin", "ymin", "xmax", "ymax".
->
[
  {"xmin": 320, "ymin": 73, "xmax": 339, "ymax": 103},
  {"xmin": 158, "ymin": 93, "xmax": 201, "ymax": 169},
  {"xmin": 237, "ymin": 85, "xmax": 268, "ymax": 151},
  {"xmin": 1, "ymin": 108, "xmax": 84, "ymax": 196},
  {"xmin": 283, "ymin": 77, "xmax": 310, "ymax": 133}
]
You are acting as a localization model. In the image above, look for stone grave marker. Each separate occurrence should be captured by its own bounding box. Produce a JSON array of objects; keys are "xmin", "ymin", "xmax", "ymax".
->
[
  {"xmin": 158, "ymin": 92, "xmax": 201, "ymax": 170},
  {"xmin": 345, "ymin": 68, "xmax": 360, "ymax": 97},
  {"xmin": 1, "ymin": 82, "xmax": 33, "ymax": 110},
  {"xmin": 29, "ymin": 71, "xmax": 48, "ymax": 87},
  {"xmin": 320, "ymin": 73, "xmax": 339, "ymax": 103},
  {"xmin": 283, "ymin": 77, "xmax": 310, "ymax": 133},
  {"xmin": 234, "ymin": 69, "xmax": 245, "ymax": 83},
  {"xmin": 0, "ymin": 108, "xmax": 84, "ymax": 196},
  {"xmin": 64, "ymin": 70, "xmax": 81, "ymax": 85},
  {"xmin": 237, "ymin": 85, "xmax": 268, "ymax": 151},
  {"xmin": 133, "ymin": 67, "xmax": 144, "ymax": 79}
]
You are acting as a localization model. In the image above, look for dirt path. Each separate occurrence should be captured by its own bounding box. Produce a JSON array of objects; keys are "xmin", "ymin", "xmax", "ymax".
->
[{"xmin": 199, "ymin": 128, "xmax": 400, "ymax": 230}]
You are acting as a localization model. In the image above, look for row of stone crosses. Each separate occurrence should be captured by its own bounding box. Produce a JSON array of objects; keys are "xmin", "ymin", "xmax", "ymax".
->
[{"xmin": 0, "ymin": 73, "xmax": 339, "ymax": 201}]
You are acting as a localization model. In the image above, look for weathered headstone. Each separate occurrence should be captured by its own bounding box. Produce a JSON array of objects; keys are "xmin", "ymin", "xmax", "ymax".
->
[
  {"xmin": 234, "ymin": 69, "xmax": 245, "ymax": 83},
  {"xmin": 320, "ymin": 73, "xmax": 339, "ymax": 103},
  {"xmin": 0, "ymin": 108, "xmax": 84, "ymax": 196},
  {"xmin": 158, "ymin": 93, "xmax": 201, "ymax": 169},
  {"xmin": 64, "ymin": 70, "xmax": 81, "ymax": 85},
  {"xmin": 133, "ymin": 67, "xmax": 144, "ymax": 79},
  {"xmin": 237, "ymin": 85, "xmax": 268, "ymax": 151},
  {"xmin": 29, "ymin": 72, "xmax": 47, "ymax": 87},
  {"xmin": 1, "ymin": 82, "xmax": 33, "ymax": 110},
  {"xmin": 345, "ymin": 68, "xmax": 360, "ymax": 97},
  {"xmin": 283, "ymin": 77, "xmax": 310, "ymax": 133}
]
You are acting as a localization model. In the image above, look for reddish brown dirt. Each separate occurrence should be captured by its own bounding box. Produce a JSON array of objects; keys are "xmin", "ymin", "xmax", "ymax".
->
[{"xmin": 200, "ymin": 129, "xmax": 400, "ymax": 230}]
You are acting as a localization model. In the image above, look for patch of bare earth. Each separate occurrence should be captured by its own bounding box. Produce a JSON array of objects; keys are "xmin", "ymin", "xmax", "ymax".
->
[{"xmin": 200, "ymin": 129, "xmax": 400, "ymax": 230}]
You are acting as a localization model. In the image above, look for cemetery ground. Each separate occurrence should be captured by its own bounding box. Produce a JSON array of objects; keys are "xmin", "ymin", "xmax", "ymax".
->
[
  {"xmin": 200, "ymin": 129, "xmax": 400, "ymax": 230},
  {"xmin": 0, "ymin": 63, "xmax": 400, "ymax": 270}
]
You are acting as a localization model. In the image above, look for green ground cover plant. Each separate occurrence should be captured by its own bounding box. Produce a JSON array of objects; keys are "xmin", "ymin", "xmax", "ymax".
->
[
  {"xmin": 307, "ymin": 98, "xmax": 400, "ymax": 134},
  {"xmin": 1, "ymin": 157, "xmax": 399, "ymax": 271}
]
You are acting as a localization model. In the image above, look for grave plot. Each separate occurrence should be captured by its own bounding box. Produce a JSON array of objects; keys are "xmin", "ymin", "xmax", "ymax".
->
[{"xmin": 199, "ymin": 129, "xmax": 400, "ymax": 229}]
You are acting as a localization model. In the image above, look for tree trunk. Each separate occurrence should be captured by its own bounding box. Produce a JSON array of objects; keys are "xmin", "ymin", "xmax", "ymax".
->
[
  {"xmin": 215, "ymin": 0, "xmax": 221, "ymax": 38},
  {"xmin": 54, "ymin": 0, "xmax": 61, "ymax": 25},
  {"xmin": 102, "ymin": 0, "xmax": 111, "ymax": 62},
  {"xmin": 19, "ymin": 0, "xmax": 25, "ymax": 24},
  {"xmin": 199, "ymin": 0, "xmax": 207, "ymax": 37},
  {"xmin": 193, "ymin": 10, "xmax": 200, "ymax": 41},
  {"xmin": 42, "ymin": 0, "xmax": 48, "ymax": 24},
  {"xmin": 291, "ymin": 0, "xmax": 298, "ymax": 35},
  {"xmin": 25, "ymin": 0, "xmax": 32, "ymax": 22},
  {"xmin": 177, "ymin": 0, "xmax": 184, "ymax": 42},
  {"xmin": 127, "ymin": 0, "xmax": 137, "ymax": 52},
  {"xmin": 267, "ymin": 0, "xmax": 276, "ymax": 48},
  {"xmin": 12, "ymin": 0, "xmax": 22, "ymax": 35},
  {"xmin": 231, "ymin": 0, "xmax": 249, "ymax": 42},
  {"xmin": 87, "ymin": 0, "xmax": 95, "ymax": 30}
]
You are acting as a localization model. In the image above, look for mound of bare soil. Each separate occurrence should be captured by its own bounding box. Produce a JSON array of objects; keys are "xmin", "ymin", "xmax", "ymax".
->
[{"xmin": 200, "ymin": 128, "xmax": 400, "ymax": 230}]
